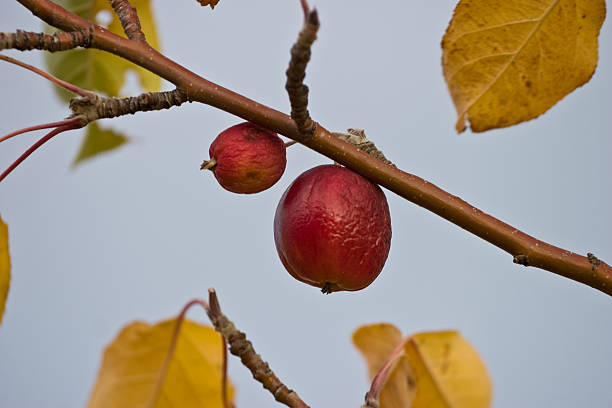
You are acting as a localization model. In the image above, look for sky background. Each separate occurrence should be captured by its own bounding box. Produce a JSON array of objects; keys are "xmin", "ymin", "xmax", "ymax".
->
[{"xmin": 1, "ymin": 1, "xmax": 611, "ymax": 407}]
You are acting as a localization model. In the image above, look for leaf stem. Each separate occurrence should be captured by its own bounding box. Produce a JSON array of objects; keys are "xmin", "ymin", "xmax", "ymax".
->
[
  {"xmin": 0, "ymin": 118, "xmax": 82, "ymax": 144},
  {"xmin": 0, "ymin": 53, "xmax": 92, "ymax": 97},
  {"xmin": 0, "ymin": 123, "xmax": 80, "ymax": 183},
  {"xmin": 362, "ymin": 336, "xmax": 411, "ymax": 408}
]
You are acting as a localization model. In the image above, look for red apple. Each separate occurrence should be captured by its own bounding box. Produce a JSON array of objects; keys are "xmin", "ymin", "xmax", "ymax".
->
[
  {"xmin": 274, "ymin": 164, "xmax": 392, "ymax": 293},
  {"xmin": 202, "ymin": 122, "xmax": 286, "ymax": 194}
]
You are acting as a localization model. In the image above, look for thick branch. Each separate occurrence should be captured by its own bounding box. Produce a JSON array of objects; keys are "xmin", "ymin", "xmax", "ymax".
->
[
  {"xmin": 15, "ymin": 0, "xmax": 612, "ymax": 296},
  {"xmin": 0, "ymin": 29, "xmax": 92, "ymax": 51},
  {"xmin": 109, "ymin": 0, "xmax": 146, "ymax": 42}
]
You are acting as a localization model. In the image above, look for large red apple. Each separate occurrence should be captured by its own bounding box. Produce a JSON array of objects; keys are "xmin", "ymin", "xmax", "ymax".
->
[
  {"xmin": 202, "ymin": 122, "xmax": 286, "ymax": 194},
  {"xmin": 274, "ymin": 164, "xmax": 392, "ymax": 293}
]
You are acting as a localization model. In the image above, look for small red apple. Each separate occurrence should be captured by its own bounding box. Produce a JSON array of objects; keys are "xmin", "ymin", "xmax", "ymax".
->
[
  {"xmin": 274, "ymin": 164, "xmax": 392, "ymax": 293},
  {"xmin": 202, "ymin": 122, "xmax": 286, "ymax": 194}
]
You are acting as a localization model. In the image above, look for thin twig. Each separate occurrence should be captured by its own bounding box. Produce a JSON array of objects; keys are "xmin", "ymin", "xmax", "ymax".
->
[
  {"xmin": 207, "ymin": 289, "xmax": 310, "ymax": 408},
  {"xmin": 69, "ymin": 88, "xmax": 190, "ymax": 122},
  {"xmin": 0, "ymin": 123, "xmax": 80, "ymax": 183},
  {"xmin": 300, "ymin": 0, "xmax": 310, "ymax": 17},
  {"xmin": 285, "ymin": 8, "xmax": 319, "ymax": 138},
  {"xmin": 0, "ymin": 54, "xmax": 93, "ymax": 97},
  {"xmin": 333, "ymin": 129, "xmax": 394, "ymax": 166},
  {"xmin": 208, "ymin": 289, "xmax": 233, "ymax": 408},
  {"xmin": 0, "ymin": 28, "xmax": 92, "ymax": 52},
  {"xmin": 109, "ymin": 0, "xmax": 146, "ymax": 42},
  {"xmin": 0, "ymin": 118, "xmax": 82, "ymax": 144}
]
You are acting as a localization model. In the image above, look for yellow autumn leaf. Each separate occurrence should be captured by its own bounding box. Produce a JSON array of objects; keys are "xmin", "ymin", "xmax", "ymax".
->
[
  {"xmin": 353, "ymin": 323, "xmax": 416, "ymax": 408},
  {"xmin": 0, "ymin": 214, "xmax": 10, "ymax": 326},
  {"xmin": 197, "ymin": 0, "xmax": 221, "ymax": 9},
  {"xmin": 442, "ymin": 0, "xmax": 606, "ymax": 132},
  {"xmin": 354, "ymin": 324, "xmax": 491, "ymax": 408},
  {"xmin": 87, "ymin": 318, "xmax": 234, "ymax": 408}
]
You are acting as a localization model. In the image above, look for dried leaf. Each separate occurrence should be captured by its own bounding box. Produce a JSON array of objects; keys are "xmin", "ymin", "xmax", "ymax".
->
[
  {"xmin": 0, "ymin": 214, "xmax": 10, "ymax": 326},
  {"xmin": 442, "ymin": 0, "xmax": 606, "ymax": 132},
  {"xmin": 72, "ymin": 123, "xmax": 128, "ymax": 166},
  {"xmin": 87, "ymin": 318, "xmax": 234, "ymax": 408},
  {"xmin": 354, "ymin": 324, "xmax": 492, "ymax": 408},
  {"xmin": 197, "ymin": 0, "xmax": 220, "ymax": 10}
]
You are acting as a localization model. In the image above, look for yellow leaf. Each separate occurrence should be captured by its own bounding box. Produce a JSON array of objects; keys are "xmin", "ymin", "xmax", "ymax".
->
[
  {"xmin": 442, "ymin": 0, "xmax": 606, "ymax": 132},
  {"xmin": 197, "ymin": 0, "xmax": 221, "ymax": 9},
  {"xmin": 72, "ymin": 122, "xmax": 128, "ymax": 166},
  {"xmin": 87, "ymin": 319, "xmax": 234, "ymax": 408},
  {"xmin": 0, "ymin": 214, "xmax": 10, "ymax": 326},
  {"xmin": 354, "ymin": 324, "xmax": 491, "ymax": 408},
  {"xmin": 353, "ymin": 323, "xmax": 417, "ymax": 408},
  {"xmin": 45, "ymin": 0, "xmax": 162, "ymax": 101},
  {"xmin": 405, "ymin": 331, "xmax": 492, "ymax": 408}
]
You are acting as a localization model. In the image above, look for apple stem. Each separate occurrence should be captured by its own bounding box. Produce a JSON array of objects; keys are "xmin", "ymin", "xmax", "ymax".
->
[
  {"xmin": 200, "ymin": 158, "xmax": 217, "ymax": 171},
  {"xmin": 285, "ymin": 140, "xmax": 298, "ymax": 148}
]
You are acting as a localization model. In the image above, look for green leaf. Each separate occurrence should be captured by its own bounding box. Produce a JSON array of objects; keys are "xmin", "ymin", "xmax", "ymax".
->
[
  {"xmin": 73, "ymin": 122, "xmax": 128, "ymax": 166},
  {"xmin": 45, "ymin": 0, "xmax": 162, "ymax": 101}
]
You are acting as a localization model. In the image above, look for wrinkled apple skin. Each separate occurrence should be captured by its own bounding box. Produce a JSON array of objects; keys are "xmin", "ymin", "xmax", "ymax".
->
[
  {"xmin": 274, "ymin": 164, "xmax": 392, "ymax": 293},
  {"xmin": 207, "ymin": 122, "xmax": 286, "ymax": 194}
]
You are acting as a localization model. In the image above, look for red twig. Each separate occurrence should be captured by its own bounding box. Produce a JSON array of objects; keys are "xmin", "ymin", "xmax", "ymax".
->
[
  {"xmin": 0, "ymin": 118, "xmax": 82, "ymax": 144},
  {"xmin": 0, "ymin": 53, "xmax": 92, "ymax": 97},
  {"xmin": 0, "ymin": 123, "xmax": 80, "ymax": 183},
  {"xmin": 300, "ymin": 0, "xmax": 310, "ymax": 17}
]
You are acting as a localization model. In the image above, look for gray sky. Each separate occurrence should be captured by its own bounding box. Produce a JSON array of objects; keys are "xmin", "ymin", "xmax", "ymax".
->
[{"xmin": 1, "ymin": 1, "xmax": 611, "ymax": 407}]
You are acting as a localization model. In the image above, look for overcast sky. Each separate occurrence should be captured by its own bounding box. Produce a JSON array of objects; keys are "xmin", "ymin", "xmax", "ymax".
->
[{"xmin": 1, "ymin": 1, "xmax": 611, "ymax": 407}]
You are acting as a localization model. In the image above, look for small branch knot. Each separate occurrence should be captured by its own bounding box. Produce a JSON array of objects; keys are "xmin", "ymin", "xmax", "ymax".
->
[
  {"xmin": 513, "ymin": 254, "xmax": 529, "ymax": 266},
  {"xmin": 587, "ymin": 253, "xmax": 601, "ymax": 271},
  {"xmin": 333, "ymin": 129, "xmax": 395, "ymax": 166}
]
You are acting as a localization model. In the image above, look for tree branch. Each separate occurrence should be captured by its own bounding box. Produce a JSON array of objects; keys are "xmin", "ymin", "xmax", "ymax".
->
[
  {"xmin": 0, "ymin": 28, "xmax": 92, "ymax": 51},
  {"xmin": 14, "ymin": 0, "xmax": 612, "ymax": 296},
  {"xmin": 207, "ymin": 289, "xmax": 310, "ymax": 408},
  {"xmin": 109, "ymin": 0, "xmax": 146, "ymax": 42},
  {"xmin": 285, "ymin": 8, "xmax": 319, "ymax": 137},
  {"xmin": 68, "ymin": 88, "xmax": 190, "ymax": 122}
]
